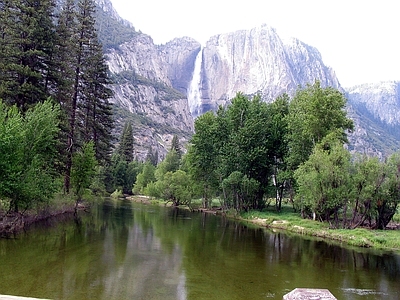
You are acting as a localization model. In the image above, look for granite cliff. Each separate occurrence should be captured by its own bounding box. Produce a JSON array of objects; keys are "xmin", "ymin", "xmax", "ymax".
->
[
  {"xmin": 347, "ymin": 81, "xmax": 400, "ymax": 126},
  {"xmin": 94, "ymin": 0, "xmax": 399, "ymax": 159},
  {"xmin": 196, "ymin": 25, "xmax": 340, "ymax": 115},
  {"xmin": 105, "ymin": 34, "xmax": 196, "ymax": 160},
  {"xmin": 345, "ymin": 81, "xmax": 400, "ymax": 158}
]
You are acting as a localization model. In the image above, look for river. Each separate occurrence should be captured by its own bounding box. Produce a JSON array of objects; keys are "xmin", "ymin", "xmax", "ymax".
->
[{"xmin": 0, "ymin": 198, "xmax": 399, "ymax": 299}]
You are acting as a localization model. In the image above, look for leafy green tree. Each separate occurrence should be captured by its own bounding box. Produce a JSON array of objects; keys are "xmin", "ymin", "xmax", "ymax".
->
[
  {"xmin": 187, "ymin": 93, "xmax": 289, "ymax": 210},
  {"xmin": 71, "ymin": 141, "xmax": 97, "ymax": 203},
  {"xmin": 125, "ymin": 160, "xmax": 142, "ymax": 194},
  {"xmin": 186, "ymin": 111, "xmax": 221, "ymax": 208},
  {"xmin": 378, "ymin": 153, "xmax": 400, "ymax": 229},
  {"xmin": 0, "ymin": 102, "xmax": 25, "ymax": 212},
  {"xmin": 0, "ymin": 100, "xmax": 61, "ymax": 212},
  {"xmin": 350, "ymin": 153, "xmax": 400, "ymax": 229},
  {"xmin": 221, "ymin": 94, "xmax": 276, "ymax": 209},
  {"xmin": 155, "ymin": 149, "xmax": 181, "ymax": 181},
  {"xmin": 350, "ymin": 155, "xmax": 383, "ymax": 228},
  {"xmin": 266, "ymin": 94, "xmax": 289, "ymax": 211},
  {"xmin": 285, "ymin": 81, "xmax": 353, "ymax": 207},
  {"xmin": 221, "ymin": 171, "xmax": 259, "ymax": 211},
  {"xmin": 294, "ymin": 133, "xmax": 352, "ymax": 227},
  {"xmin": 90, "ymin": 165, "xmax": 107, "ymax": 195},
  {"xmin": 133, "ymin": 161, "xmax": 156, "ymax": 194},
  {"xmin": 155, "ymin": 170, "xmax": 196, "ymax": 207},
  {"xmin": 286, "ymin": 81, "xmax": 353, "ymax": 170}
]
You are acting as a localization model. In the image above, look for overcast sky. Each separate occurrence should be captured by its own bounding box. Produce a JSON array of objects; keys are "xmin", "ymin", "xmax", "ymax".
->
[{"xmin": 110, "ymin": 0, "xmax": 399, "ymax": 87}]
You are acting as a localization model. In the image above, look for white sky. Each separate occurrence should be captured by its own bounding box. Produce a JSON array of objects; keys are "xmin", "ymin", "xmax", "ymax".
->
[{"xmin": 110, "ymin": 0, "xmax": 399, "ymax": 87}]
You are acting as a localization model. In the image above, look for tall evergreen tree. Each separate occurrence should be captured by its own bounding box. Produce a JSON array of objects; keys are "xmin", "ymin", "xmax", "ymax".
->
[
  {"xmin": 80, "ymin": 38, "xmax": 114, "ymax": 163},
  {"xmin": 117, "ymin": 121, "xmax": 134, "ymax": 163},
  {"xmin": 146, "ymin": 146, "xmax": 158, "ymax": 166},
  {"xmin": 0, "ymin": 0, "xmax": 56, "ymax": 111},
  {"xmin": 62, "ymin": 0, "xmax": 114, "ymax": 192},
  {"xmin": 52, "ymin": 0, "xmax": 79, "ymax": 179},
  {"xmin": 52, "ymin": 0, "xmax": 77, "ymax": 110},
  {"xmin": 63, "ymin": 0, "xmax": 93, "ymax": 193},
  {"xmin": 170, "ymin": 135, "xmax": 182, "ymax": 159}
]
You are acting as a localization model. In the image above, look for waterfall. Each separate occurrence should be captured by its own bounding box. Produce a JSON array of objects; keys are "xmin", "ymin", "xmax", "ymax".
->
[{"xmin": 187, "ymin": 48, "xmax": 203, "ymax": 117}]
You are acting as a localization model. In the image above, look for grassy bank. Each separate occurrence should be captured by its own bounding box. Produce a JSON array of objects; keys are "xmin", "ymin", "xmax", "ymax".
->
[
  {"xmin": 239, "ymin": 205, "xmax": 400, "ymax": 253},
  {"xmin": 129, "ymin": 196, "xmax": 400, "ymax": 253}
]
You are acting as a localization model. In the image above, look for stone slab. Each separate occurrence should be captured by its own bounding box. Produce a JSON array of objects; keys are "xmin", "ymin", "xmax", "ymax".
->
[
  {"xmin": 283, "ymin": 288, "xmax": 337, "ymax": 299},
  {"xmin": 0, "ymin": 296, "xmax": 50, "ymax": 300}
]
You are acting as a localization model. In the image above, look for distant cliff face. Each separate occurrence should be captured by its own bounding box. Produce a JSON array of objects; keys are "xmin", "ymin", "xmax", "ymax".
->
[
  {"xmin": 95, "ymin": 0, "xmax": 399, "ymax": 159},
  {"xmin": 105, "ymin": 34, "xmax": 195, "ymax": 160},
  {"xmin": 159, "ymin": 37, "xmax": 201, "ymax": 95},
  {"xmin": 344, "ymin": 81, "xmax": 400, "ymax": 158},
  {"xmin": 346, "ymin": 81, "xmax": 400, "ymax": 126},
  {"xmin": 192, "ymin": 25, "xmax": 340, "ymax": 114}
]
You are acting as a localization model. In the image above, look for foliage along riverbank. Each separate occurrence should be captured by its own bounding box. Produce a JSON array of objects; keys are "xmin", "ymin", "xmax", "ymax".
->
[
  {"xmin": 239, "ymin": 207, "xmax": 400, "ymax": 253},
  {"xmin": 129, "ymin": 196, "xmax": 400, "ymax": 253},
  {"xmin": 0, "ymin": 195, "xmax": 89, "ymax": 238}
]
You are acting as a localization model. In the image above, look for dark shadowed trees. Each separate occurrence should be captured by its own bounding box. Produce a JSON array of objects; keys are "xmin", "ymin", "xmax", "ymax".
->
[{"xmin": 0, "ymin": 0, "xmax": 56, "ymax": 111}]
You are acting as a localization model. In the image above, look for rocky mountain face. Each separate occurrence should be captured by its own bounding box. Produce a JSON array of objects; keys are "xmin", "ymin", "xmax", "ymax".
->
[
  {"xmin": 95, "ymin": 0, "xmax": 399, "ymax": 160},
  {"xmin": 105, "ymin": 34, "xmax": 195, "ymax": 160},
  {"xmin": 196, "ymin": 25, "xmax": 340, "ymax": 115},
  {"xmin": 346, "ymin": 81, "xmax": 400, "ymax": 126},
  {"xmin": 159, "ymin": 37, "xmax": 202, "ymax": 96},
  {"xmin": 103, "ymin": 21, "xmax": 342, "ymax": 158},
  {"xmin": 345, "ymin": 81, "xmax": 400, "ymax": 158}
]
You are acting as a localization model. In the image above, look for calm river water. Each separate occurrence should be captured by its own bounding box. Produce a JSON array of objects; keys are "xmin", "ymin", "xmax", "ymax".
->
[{"xmin": 1, "ymin": 199, "xmax": 400, "ymax": 299}]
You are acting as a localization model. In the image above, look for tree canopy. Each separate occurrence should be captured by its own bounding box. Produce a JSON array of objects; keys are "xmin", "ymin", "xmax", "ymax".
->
[
  {"xmin": 0, "ymin": 100, "xmax": 61, "ymax": 212},
  {"xmin": 0, "ymin": 0, "xmax": 114, "ymax": 211}
]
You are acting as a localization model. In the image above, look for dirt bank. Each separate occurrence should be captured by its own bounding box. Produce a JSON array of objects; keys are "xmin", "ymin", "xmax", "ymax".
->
[{"xmin": 0, "ymin": 203, "xmax": 87, "ymax": 238}]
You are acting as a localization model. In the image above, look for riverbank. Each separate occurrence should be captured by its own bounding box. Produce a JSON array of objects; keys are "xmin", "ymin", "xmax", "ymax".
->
[
  {"xmin": 240, "ymin": 209, "xmax": 400, "ymax": 253},
  {"xmin": 0, "ymin": 201, "xmax": 88, "ymax": 238},
  {"xmin": 128, "ymin": 195, "xmax": 400, "ymax": 253}
]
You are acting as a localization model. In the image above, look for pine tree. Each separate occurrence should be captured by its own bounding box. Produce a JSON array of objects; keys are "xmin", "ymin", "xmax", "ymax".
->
[
  {"xmin": 80, "ymin": 39, "xmax": 114, "ymax": 163},
  {"xmin": 52, "ymin": 0, "xmax": 77, "ymax": 111},
  {"xmin": 62, "ymin": 0, "xmax": 114, "ymax": 192},
  {"xmin": 117, "ymin": 121, "xmax": 134, "ymax": 163},
  {"xmin": 0, "ymin": 0, "xmax": 56, "ymax": 111},
  {"xmin": 170, "ymin": 135, "xmax": 182, "ymax": 159},
  {"xmin": 52, "ymin": 0, "xmax": 79, "ymax": 179},
  {"xmin": 146, "ymin": 146, "xmax": 159, "ymax": 166}
]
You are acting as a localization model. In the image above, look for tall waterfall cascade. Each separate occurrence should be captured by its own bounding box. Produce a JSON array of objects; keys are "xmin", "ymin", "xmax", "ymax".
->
[{"xmin": 187, "ymin": 48, "xmax": 203, "ymax": 118}]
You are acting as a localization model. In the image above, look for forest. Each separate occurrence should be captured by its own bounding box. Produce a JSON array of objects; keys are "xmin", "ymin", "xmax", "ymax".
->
[
  {"xmin": 133, "ymin": 85, "xmax": 400, "ymax": 230},
  {"xmin": 0, "ymin": 0, "xmax": 399, "ymax": 232},
  {"xmin": 0, "ymin": 0, "xmax": 113, "ymax": 212}
]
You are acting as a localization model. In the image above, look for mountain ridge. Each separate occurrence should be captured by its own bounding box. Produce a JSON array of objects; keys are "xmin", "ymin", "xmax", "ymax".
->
[{"xmin": 93, "ymin": 0, "xmax": 399, "ymax": 160}]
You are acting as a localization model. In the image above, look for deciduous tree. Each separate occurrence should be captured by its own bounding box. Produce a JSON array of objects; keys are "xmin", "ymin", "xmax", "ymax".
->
[
  {"xmin": 71, "ymin": 141, "xmax": 97, "ymax": 203},
  {"xmin": 0, "ymin": 100, "xmax": 61, "ymax": 212},
  {"xmin": 294, "ymin": 132, "xmax": 352, "ymax": 227}
]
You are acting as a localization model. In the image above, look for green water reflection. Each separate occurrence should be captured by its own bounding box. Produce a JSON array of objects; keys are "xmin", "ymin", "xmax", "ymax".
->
[{"xmin": 0, "ymin": 199, "xmax": 399, "ymax": 299}]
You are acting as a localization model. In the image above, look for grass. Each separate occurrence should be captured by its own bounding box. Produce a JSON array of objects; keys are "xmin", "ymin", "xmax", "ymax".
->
[{"xmin": 240, "ymin": 204, "xmax": 400, "ymax": 253}]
